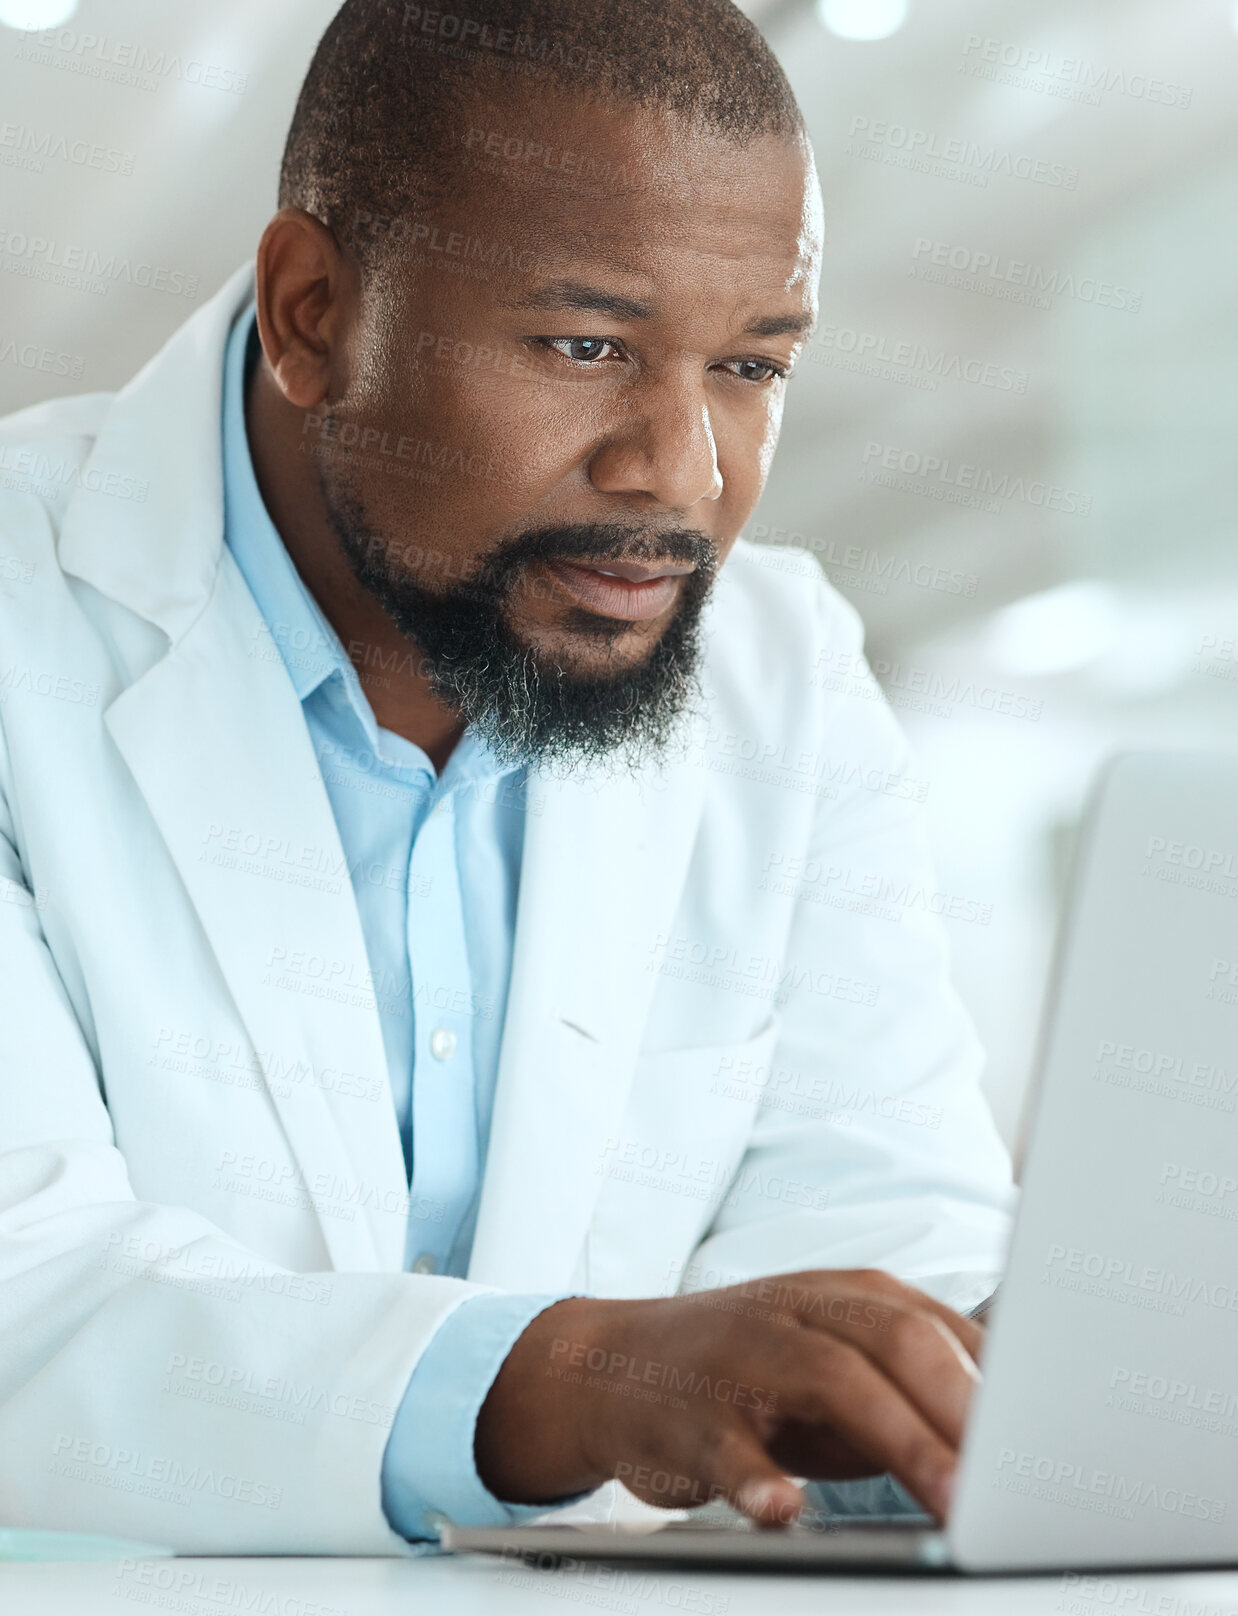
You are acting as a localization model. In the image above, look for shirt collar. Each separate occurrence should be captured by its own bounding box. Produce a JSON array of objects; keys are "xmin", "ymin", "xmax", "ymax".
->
[{"xmin": 221, "ymin": 300, "xmax": 342, "ymax": 703}]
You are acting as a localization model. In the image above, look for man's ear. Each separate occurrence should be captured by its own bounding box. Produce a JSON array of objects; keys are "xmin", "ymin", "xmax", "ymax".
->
[{"xmin": 253, "ymin": 208, "xmax": 358, "ymax": 411}]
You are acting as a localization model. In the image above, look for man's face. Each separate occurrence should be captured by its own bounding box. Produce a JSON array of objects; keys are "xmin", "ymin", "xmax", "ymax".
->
[{"xmin": 308, "ymin": 88, "xmax": 822, "ymax": 765}]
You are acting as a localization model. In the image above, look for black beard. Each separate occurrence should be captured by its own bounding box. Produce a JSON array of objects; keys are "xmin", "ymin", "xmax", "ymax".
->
[{"xmin": 317, "ymin": 479, "xmax": 719, "ymax": 772}]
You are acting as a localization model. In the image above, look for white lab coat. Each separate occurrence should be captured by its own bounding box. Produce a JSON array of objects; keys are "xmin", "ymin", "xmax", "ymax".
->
[{"xmin": 0, "ymin": 264, "xmax": 1013, "ymax": 1553}]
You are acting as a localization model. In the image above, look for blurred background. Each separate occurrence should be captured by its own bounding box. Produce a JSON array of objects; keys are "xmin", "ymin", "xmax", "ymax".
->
[{"xmin": 2, "ymin": 0, "xmax": 1236, "ymax": 1147}]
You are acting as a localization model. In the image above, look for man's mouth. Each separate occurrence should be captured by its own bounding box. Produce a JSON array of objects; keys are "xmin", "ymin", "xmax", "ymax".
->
[{"xmin": 543, "ymin": 557, "xmax": 696, "ymax": 622}]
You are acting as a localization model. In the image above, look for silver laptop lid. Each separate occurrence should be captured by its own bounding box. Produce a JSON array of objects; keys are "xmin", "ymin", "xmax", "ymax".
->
[{"xmin": 950, "ymin": 751, "xmax": 1238, "ymax": 1572}]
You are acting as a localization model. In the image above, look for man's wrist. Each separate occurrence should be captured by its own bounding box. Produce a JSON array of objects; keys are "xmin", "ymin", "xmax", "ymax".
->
[
  {"xmin": 475, "ymin": 1294, "xmax": 616, "ymax": 1503},
  {"xmin": 382, "ymin": 1290, "xmax": 573, "ymax": 1542}
]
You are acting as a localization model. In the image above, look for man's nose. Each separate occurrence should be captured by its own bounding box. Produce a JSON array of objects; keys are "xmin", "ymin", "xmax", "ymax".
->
[{"xmin": 586, "ymin": 382, "xmax": 724, "ymax": 509}]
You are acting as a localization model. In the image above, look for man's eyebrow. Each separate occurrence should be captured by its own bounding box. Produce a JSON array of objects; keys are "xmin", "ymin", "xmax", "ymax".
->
[
  {"xmin": 508, "ymin": 279, "xmax": 815, "ymax": 339},
  {"xmin": 507, "ymin": 280, "xmax": 654, "ymax": 322},
  {"xmin": 743, "ymin": 311, "xmax": 815, "ymax": 338}
]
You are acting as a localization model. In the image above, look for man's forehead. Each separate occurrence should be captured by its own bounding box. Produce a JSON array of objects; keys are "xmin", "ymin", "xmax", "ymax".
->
[
  {"xmin": 449, "ymin": 155, "xmax": 820, "ymax": 312},
  {"xmin": 452, "ymin": 91, "xmax": 820, "ymax": 248}
]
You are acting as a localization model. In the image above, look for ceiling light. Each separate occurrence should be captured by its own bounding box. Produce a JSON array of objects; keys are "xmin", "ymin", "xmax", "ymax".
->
[
  {"xmin": 816, "ymin": 0, "xmax": 909, "ymax": 42},
  {"xmin": 0, "ymin": 0, "xmax": 79, "ymax": 27}
]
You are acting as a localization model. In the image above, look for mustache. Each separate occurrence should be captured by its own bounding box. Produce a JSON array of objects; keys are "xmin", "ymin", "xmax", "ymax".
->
[{"xmin": 470, "ymin": 522, "xmax": 719, "ymax": 597}]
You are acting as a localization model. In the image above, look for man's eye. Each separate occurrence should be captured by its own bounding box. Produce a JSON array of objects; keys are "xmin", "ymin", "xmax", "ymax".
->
[
  {"xmin": 545, "ymin": 337, "xmax": 619, "ymax": 363},
  {"xmin": 726, "ymin": 358, "xmax": 788, "ymax": 384}
]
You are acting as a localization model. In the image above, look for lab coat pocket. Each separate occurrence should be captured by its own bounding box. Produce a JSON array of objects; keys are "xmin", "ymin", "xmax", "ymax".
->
[{"xmin": 585, "ymin": 1014, "xmax": 781, "ymax": 1295}]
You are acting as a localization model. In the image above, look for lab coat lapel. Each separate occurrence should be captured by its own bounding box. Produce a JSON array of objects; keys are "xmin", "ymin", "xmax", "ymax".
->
[
  {"xmin": 58, "ymin": 264, "xmax": 406, "ymax": 1271},
  {"xmin": 467, "ymin": 734, "xmax": 707, "ymax": 1290},
  {"xmin": 103, "ymin": 563, "xmax": 407, "ymax": 1272}
]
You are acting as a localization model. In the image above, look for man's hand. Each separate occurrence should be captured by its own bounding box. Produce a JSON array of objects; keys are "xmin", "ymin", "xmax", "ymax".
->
[{"xmin": 474, "ymin": 1269, "xmax": 983, "ymax": 1528}]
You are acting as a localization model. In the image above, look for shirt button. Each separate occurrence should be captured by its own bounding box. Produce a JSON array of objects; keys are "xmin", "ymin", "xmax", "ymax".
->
[
  {"xmin": 429, "ymin": 1026, "xmax": 457, "ymax": 1061},
  {"xmin": 412, "ymin": 1254, "xmax": 437, "ymax": 1275}
]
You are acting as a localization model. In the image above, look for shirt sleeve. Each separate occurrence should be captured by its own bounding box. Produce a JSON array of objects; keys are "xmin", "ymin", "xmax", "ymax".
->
[{"xmin": 381, "ymin": 1290, "xmax": 589, "ymax": 1543}]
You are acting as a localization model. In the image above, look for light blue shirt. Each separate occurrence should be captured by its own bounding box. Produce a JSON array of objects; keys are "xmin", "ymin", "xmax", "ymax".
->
[{"xmin": 221, "ymin": 303, "xmax": 568, "ymax": 1543}]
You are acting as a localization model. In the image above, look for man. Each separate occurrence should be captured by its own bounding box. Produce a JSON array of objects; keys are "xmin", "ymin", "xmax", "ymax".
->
[{"xmin": 0, "ymin": 0, "xmax": 1013, "ymax": 1555}]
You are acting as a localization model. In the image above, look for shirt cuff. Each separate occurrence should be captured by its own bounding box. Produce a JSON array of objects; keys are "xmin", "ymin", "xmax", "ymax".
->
[{"xmin": 381, "ymin": 1290, "xmax": 587, "ymax": 1543}]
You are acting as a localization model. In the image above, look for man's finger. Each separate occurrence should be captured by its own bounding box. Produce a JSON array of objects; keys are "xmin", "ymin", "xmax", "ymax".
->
[
  {"xmin": 617, "ymin": 1421, "xmax": 805, "ymax": 1530},
  {"xmin": 812, "ymin": 1298, "xmax": 980, "ymax": 1450},
  {"xmin": 780, "ymin": 1269, "xmax": 985, "ymax": 1367},
  {"xmin": 776, "ymin": 1333, "xmax": 961, "ymax": 1519},
  {"xmin": 847, "ymin": 1270, "xmax": 986, "ymax": 1363},
  {"xmin": 697, "ymin": 1423, "xmax": 806, "ymax": 1530}
]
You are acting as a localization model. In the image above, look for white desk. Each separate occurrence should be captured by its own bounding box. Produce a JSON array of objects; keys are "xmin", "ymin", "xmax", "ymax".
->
[{"xmin": 3, "ymin": 1555, "xmax": 1238, "ymax": 1616}]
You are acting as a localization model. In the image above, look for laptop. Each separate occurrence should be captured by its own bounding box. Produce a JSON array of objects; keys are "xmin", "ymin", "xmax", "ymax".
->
[{"xmin": 443, "ymin": 751, "xmax": 1238, "ymax": 1573}]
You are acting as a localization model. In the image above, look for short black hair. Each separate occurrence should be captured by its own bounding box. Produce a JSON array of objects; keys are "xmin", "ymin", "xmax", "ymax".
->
[{"xmin": 279, "ymin": 0, "xmax": 804, "ymax": 269}]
